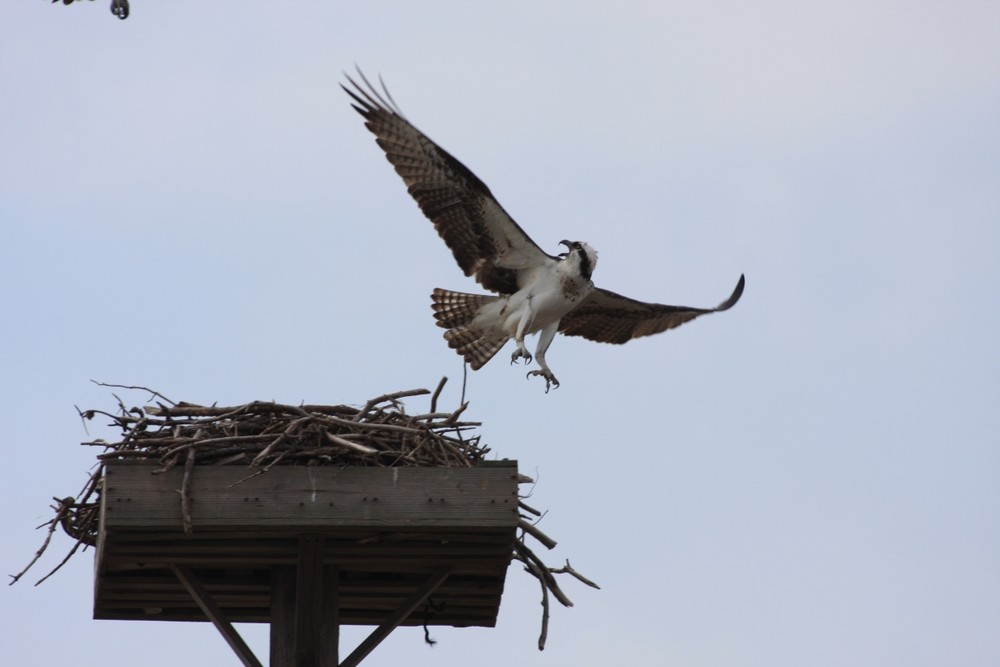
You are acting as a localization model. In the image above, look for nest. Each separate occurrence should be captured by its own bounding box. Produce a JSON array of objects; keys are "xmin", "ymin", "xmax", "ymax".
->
[{"xmin": 12, "ymin": 380, "xmax": 597, "ymax": 650}]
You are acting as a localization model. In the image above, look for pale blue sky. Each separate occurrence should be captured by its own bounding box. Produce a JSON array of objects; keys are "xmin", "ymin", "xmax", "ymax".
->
[{"xmin": 3, "ymin": 2, "xmax": 999, "ymax": 666}]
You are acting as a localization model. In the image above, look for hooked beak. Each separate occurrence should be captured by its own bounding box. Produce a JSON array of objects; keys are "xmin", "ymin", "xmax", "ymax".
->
[{"xmin": 557, "ymin": 239, "xmax": 572, "ymax": 258}]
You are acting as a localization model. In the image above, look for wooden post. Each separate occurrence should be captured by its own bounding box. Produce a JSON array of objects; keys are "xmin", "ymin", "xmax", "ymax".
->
[
  {"xmin": 270, "ymin": 566, "xmax": 295, "ymax": 667},
  {"xmin": 320, "ymin": 565, "xmax": 339, "ymax": 666},
  {"xmin": 294, "ymin": 535, "xmax": 325, "ymax": 667},
  {"xmin": 271, "ymin": 540, "xmax": 340, "ymax": 667}
]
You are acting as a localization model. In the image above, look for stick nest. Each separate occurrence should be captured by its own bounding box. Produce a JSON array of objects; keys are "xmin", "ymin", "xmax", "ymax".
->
[{"xmin": 12, "ymin": 380, "xmax": 597, "ymax": 650}]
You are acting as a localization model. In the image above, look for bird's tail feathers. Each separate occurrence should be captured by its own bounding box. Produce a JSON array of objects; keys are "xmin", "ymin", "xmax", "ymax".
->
[
  {"xmin": 431, "ymin": 288, "xmax": 496, "ymax": 328},
  {"xmin": 431, "ymin": 289, "xmax": 508, "ymax": 369}
]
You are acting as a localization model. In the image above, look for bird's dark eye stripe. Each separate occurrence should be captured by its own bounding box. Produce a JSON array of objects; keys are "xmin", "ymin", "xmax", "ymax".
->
[{"xmin": 577, "ymin": 248, "xmax": 593, "ymax": 280}]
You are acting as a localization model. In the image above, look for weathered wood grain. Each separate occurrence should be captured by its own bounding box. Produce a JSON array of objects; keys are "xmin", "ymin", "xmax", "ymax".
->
[{"xmin": 101, "ymin": 461, "xmax": 519, "ymax": 530}]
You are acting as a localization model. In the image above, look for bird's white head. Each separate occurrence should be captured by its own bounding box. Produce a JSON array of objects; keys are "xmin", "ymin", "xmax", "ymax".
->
[{"xmin": 559, "ymin": 240, "xmax": 598, "ymax": 281}]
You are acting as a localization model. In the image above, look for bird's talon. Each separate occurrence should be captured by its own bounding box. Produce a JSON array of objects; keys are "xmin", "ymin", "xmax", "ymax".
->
[
  {"xmin": 526, "ymin": 369, "xmax": 560, "ymax": 393},
  {"xmin": 510, "ymin": 349, "xmax": 532, "ymax": 365}
]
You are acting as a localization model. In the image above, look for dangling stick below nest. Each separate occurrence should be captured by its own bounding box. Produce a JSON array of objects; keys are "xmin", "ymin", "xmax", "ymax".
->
[{"xmin": 180, "ymin": 448, "xmax": 196, "ymax": 534}]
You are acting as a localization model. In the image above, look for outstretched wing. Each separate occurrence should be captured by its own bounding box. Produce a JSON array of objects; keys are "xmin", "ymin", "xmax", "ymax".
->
[
  {"xmin": 559, "ymin": 274, "xmax": 745, "ymax": 344},
  {"xmin": 343, "ymin": 70, "xmax": 554, "ymax": 295}
]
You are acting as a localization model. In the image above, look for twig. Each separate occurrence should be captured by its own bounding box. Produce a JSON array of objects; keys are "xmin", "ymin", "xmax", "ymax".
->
[
  {"xmin": 515, "ymin": 540, "xmax": 574, "ymax": 608},
  {"xmin": 515, "ymin": 543, "xmax": 552, "ymax": 650},
  {"xmin": 91, "ymin": 380, "xmax": 175, "ymax": 406},
  {"xmin": 180, "ymin": 448, "xmax": 196, "ymax": 534},
  {"xmin": 353, "ymin": 388, "xmax": 430, "ymax": 421},
  {"xmin": 519, "ymin": 500, "xmax": 542, "ymax": 517},
  {"xmin": 519, "ymin": 518, "xmax": 558, "ymax": 550},
  {"xmin": 444, "ymin": 401, "xmax": 468, "ymax": 425},
  {"xmin": 325, "ymin": 432, "xmax": 378, "ymax": 455},
  {"xmin": 430, "ymin": 376, "xmax": 447, "ymax": 413},
  {"xmin": 550, "ymin": 560, "xmax": 601, "ymax": 590},
  {"xmin": 34, "ymin": 536, "xmax": 88, "ymax": 586},
  {"xmin": 8, "ymin": 498, "xmax": 74, "ymax": 586},
  {"xmin": 225, "ymin": 468, "xmax": 267, "ymax": 489},
  {"xmin": 461, "ymin": 362, "xmax": 468, "ymax": 405},
  {"xmin": 250, "ymin": 417, "xmax": 310, "ymax": 467}
]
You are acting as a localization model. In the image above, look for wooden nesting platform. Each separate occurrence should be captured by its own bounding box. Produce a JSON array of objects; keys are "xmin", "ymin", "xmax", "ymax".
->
[{"xmin": 95, "ymin": 460, "xmax": 519, "ymax": 629}]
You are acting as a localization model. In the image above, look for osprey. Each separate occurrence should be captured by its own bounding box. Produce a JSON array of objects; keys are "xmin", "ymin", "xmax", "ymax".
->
[{"xmin": 343, "ymin": 71, "xmax": 745, "ymax": 391}]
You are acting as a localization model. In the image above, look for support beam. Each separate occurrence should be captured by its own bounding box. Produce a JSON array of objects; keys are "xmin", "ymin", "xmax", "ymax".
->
[
  {"xmin": 270, "ymin": 566, "xmax": 295, "ymax": 667},
  {"xmin": 320, "ymin": 566, "xmax": 339, "ymax": 666},
  {"xmin": 273, "ymin": 541, "xmax": 340, "ymax": 667},
  {"xmin": 340, "ymin": 565, "xmax": 454, "ymax": 667},
  {"xmin": 294, "ymin": 535, "xmax": 325, "ymax": 667},
  {"xmin": 170, "ymin": 564, "xmax": 263, "ymax": 667}
]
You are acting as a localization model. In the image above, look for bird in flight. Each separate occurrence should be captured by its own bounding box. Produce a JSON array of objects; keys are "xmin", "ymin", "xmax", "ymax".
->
[{"xmin": 343, "ymin": 70, "xmax": 744, "ymax": 391}]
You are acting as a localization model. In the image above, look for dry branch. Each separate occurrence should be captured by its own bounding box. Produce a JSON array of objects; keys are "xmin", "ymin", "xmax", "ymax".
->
[
  {"xmin": 550, "ymin": 560, "xmax": 601, "ymax": 590},
  {"xmin": 180, "ymin": 448, "xmax": 196, "ymax": 534},
  {"xmin": 518, "ymin": 518, "xmax": 558, "ymax": 550}
]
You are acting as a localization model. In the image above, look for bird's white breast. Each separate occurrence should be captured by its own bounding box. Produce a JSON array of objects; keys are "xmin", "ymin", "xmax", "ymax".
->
[{"xmin": 475, "ymin": 259, "xmax": 593, "ymax": 337}]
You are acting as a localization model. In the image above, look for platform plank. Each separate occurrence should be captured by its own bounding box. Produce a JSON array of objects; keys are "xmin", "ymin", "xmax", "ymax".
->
[
  {"xmin": 101, "ymin": 461, "xmax": 519, "ymax": 529},
  {"xmin": 95, "ymin": 461, "xmax": 519, "ymax": 628}
]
